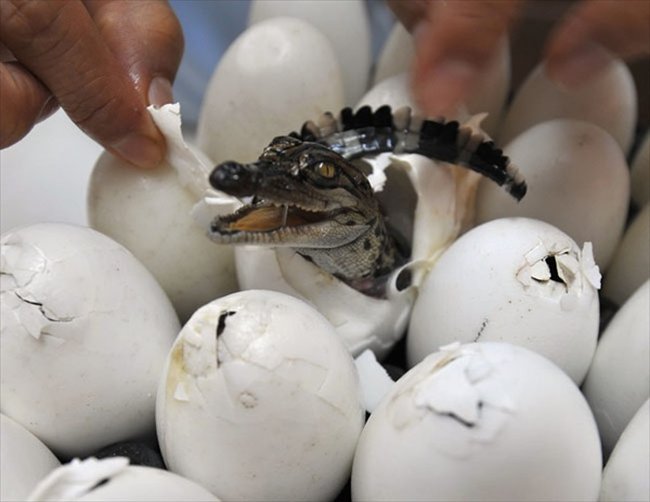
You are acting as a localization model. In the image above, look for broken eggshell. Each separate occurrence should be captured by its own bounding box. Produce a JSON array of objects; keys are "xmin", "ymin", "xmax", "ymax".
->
[
  {"xmin": 26, "ymin": 457, "xmax": 219, "ymax": 501},
  {"xmin": 233, "ymin": 151, "xmax": 483, "ymax": 358},
  {"xmin": 351, "ymin": 342, "xmax": 602, "ymax": 502},
  {"xmin": 407, "ymin": 217, "xmax": 601, "ymax": 384},
  {"xmin": 0, "ymin": 223, "xmax": 180, "ymax": 458},
  {"xmin": 88, "ymin": 104, "xmax": 239, "ymax": 323},
  {"xmin": 156, "ymin": 290, "xmax": 364, "ymax": 502},
  {"xmin": 1, "ymin": 413, "xmax": 60, "ymax": 502}
]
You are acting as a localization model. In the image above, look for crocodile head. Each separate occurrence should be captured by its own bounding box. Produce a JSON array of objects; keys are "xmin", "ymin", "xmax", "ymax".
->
[{"xmin": 208, "ymin": 135, "xmax": 398, "ymax": 283}]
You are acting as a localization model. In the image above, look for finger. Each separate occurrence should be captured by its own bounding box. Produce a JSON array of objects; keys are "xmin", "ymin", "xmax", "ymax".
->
[
  {"xmin": 386, "ymin": 0, "xmax": 429, "ymax": 31},
  {"xmin": 0, "ymin": 62, "xmax": 58, "ymax": 147},
  {"xmin": 0, "ymin": 0, "xmax": 164, "ymax": 168},
  {"xmin": 84, "ymin": 0, "xmax": 184, "ymax": 106},
  {"xmin": 545, "ymin": 0, "xmax": 650, "ymax": 87},
  {"xmin": 412, "ymin": 0, "xmax": 521, "ymax": 116}
]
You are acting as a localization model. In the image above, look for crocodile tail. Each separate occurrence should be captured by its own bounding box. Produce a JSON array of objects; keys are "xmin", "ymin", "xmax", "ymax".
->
[{"xmin": 293, "ymin": 105, "xmax": 527, "ymax": 201}]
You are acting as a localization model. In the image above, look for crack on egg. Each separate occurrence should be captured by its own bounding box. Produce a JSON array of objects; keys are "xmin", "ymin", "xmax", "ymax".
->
[
  {"xmin": 14, "ymin": 291, "xmax": 76, "ymax": 323},
  {"xmin": 516, "ymin": 240, "xmax": 601, "ymax": 306}
]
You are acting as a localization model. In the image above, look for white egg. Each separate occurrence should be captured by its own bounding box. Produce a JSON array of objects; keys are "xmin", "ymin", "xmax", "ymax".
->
[
  {"xmin": 475, "ymin": 119, "xmax": 630, "ymax": 268},
  {"xmin": 498, "ymin": 60, "xmax": 637, "ymax": 153},
  {"xmin": 372, "ymin": 27, "xmax": 510, "ymax": 135},
  {"xmin": 600, "ymin": 400, "xmax": 650, "ymax": 502},
  {"xmin": 0, "ymin": 223, "xmax": 180, "ymax": 458},
  {"xmin": 88, "ymin": 153, "xmax": 238, "ymax": 322},
  {"xmin": 630, "ymin": 131, "xmax": 650, "ymax": 207},
  {"xmin": 1, "ymin": 414, "xmax": 60, "ymax": 502},
  {"xmin": 27, "ymin": 457, "xmax": 219, "ymax": 501},
  {"xmin": 407, "ymin": 218, "xmax": 601, "ymax": 384},
  {"xmin": 197, "ymin": 17, "xmax": 344, "ymax": 164},
  {"xmin": 351, "ymin": 342, "xmax": 602, "ymax": 501},
  {"xmin": 248, "ymin": 0, "xmax": 371, "ymax": 106},
  {"xmin": 602, "ymin": 204, "xmax": 650, "ymax": 306},
  {"xmin": 88, "ymin": 104, "xmax": 240, "ymax": 323},
  {"xmin": 156, "ymin": 290, "xmax": 364, "ymax": 501},
  {"xmin": 582, "ymin": 281, "xmax": 649, "ymax": 455},
  {"xmin": 234, "ymin": 152, "xmax": 483, "ymax": 358}
]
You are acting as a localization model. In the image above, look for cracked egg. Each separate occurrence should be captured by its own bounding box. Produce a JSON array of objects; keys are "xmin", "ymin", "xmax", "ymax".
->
[
  {"xmin": 0, "ymin": 223, "xmax": 180, "ymax": 458},
  {"xmin": 27, "ymin": 457, "xmax": 219, "ymax": 501},
  {"xmin": 407, "ymin": 217, "xmax": 601, "ymax": 384},
  {"xmin": 232, "ymin": 150, "xmax": 483, "ymax": 359},
  {"xmin": 156, "ymin": 290, "xmax": 364, "ymax": 502},
  {"xmin": 351, "ymin": 342, "xmax": 602, "ymax": 501}
]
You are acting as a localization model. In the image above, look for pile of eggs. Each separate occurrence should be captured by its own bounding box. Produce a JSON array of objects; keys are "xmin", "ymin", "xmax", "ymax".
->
[{"xmin": 1, "ymin": 2, "xmax": 649, "ymax": 501}]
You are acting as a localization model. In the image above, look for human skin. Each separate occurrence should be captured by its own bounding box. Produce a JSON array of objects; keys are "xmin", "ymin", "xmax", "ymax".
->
[
  {"xmin": 0, "ymin": 0, "xmax": 184, "ymax": 168},
  {"xmin": 387, "ymin": 0, "xmax": 650, "ymax": 117}
]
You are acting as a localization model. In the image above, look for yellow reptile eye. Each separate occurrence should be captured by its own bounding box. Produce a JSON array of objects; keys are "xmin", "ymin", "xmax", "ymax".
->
[{"xmin": 316, "ymin": 162, "xmax": 337, "ymax": 178}]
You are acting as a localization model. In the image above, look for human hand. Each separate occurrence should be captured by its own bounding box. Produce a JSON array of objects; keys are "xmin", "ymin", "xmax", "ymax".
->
[
  {"xmin": 388, "ymin": 0, "xmax": 650, "ymax": 117},
  {"xmin": 0, "ymin": 0, "xmax": 184, "ymax": 168}
]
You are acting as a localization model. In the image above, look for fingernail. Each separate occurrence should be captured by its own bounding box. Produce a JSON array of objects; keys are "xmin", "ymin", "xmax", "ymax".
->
[
  {"xmin": 148, "ymin": 76, "xmax": 174, "ymax": 107},
  {"xmin": 418, "ymin": 59, "xmax": 478, "ymax": 116},
  {"xmin": 547, "ymin": 41, "xmax": 613, "ymax": 89},
  {"xmin": 113, "ymin": 133, "xmax": 164, "ymax": 169}
]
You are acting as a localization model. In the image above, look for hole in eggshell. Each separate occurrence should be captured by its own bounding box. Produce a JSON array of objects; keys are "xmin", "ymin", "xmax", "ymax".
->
[{"xmin": 376, "ymin": 162, "xmax": 417, "ymax": 253}]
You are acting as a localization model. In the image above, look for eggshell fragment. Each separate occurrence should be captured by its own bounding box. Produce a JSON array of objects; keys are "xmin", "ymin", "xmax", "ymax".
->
[
  {"xmin": 407, "ymin": 218, "xmax": 600, "ymax": 384},
  {"xmin": 197, "ymin": 17, "xmax": 344, "ymax": 164},
  {"xmin": 248, "ymin": 0, "xmax": 371, "ymax": 105},
  {"xmin": 475, "ymin": 119, "xmax": 630, "ymax": 268},
  {"xmin": 630, "ymin": 131, "xmax": 650, "ymax": 207},
  {"xmin": 1, "ymin": 414, "xmax": 60, "ymax": 502},
  {"xmin": 156, "ymin": 290, "xmax": 364, "ymax": 502},
  {"xmin": 0, "ymin": 223, "xmax": 180, "ymax": 458},
  {"xmin": 582, "ymin": 281, "xmax": 649, "ymax": 455},
  {"xmin": 88, "ymin": 104, "xmax": 239, "ymax": 322},
  {"xmin": 499, "ymin": 60, "xmax": 637, "ymax": 153},
  {"xmin": 27, "ymin": 457, "xmax": 219, "ymax": 501},
  {"xmin": 351, "ymin": 342, "xmax": 602, "ymax": 501},
  {"xmin": 600, "ymin": 400, "xmax": 650, "ymax": 502},
  {"xmin": 602, "ymin": 204, "xmax": 650, "ymax": 306}
]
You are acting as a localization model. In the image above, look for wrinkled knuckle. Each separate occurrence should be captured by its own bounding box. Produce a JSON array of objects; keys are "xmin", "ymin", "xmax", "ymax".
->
[
  {"xmin": 63, "ymin": 79, "xmax": 138, "ymax": 143},
  {"xmin": 1, "ymin": 0, "xmax": 64, "ymax": 47}
]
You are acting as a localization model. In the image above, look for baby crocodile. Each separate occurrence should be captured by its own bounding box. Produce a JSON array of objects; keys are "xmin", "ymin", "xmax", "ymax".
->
[{"xmin": 208, "ymin": 105, "xmax": 526, "ymax": 291}]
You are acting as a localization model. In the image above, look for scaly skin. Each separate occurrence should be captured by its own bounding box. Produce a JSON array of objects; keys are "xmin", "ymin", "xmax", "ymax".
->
[{"xmin": 207, "ymin": 106, "xmax": 526, "ymax": 292}]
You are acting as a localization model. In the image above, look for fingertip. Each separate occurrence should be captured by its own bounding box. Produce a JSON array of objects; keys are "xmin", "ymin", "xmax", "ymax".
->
[
  {"xmin": 111, "ymin": 132, "xmax": 165, "ymax": 169},
  {"xmin": 148, "ymin": 76, "xmax": 174, "ymax": 107},
  {"xmin": 544, "ymin": 40, "xmax": 614, "ymax": 89},
  {"xmin": 414, "ymin": 59, "xmax": 479, "ymax": 117}
]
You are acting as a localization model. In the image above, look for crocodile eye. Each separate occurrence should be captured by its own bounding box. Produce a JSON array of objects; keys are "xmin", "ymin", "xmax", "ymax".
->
[{"xmin": 316, "ymin": 162, "xmax": 337, "ymax": 178}]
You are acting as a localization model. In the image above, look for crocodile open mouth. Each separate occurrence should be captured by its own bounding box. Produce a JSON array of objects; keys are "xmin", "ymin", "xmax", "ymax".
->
[{"xmin": 213, "ymin": 202, "xmax": 331, "ymax": 234}]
